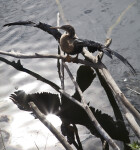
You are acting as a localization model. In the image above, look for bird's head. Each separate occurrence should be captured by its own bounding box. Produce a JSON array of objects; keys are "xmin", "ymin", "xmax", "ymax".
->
[{"xmin": 51, "ymin": 25, "xmax": 75, "ymax": 37}]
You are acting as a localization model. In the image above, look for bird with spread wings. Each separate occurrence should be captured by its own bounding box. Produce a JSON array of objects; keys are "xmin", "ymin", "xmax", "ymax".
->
[{"xmin": 4, "ymin": 21, "xmax": 136, "ymax": 75}]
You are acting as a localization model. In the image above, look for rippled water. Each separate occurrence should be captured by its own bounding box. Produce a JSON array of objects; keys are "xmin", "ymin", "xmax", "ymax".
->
[{"xmin": 0, "ymin": 0, "xmax": 140, "ymax": 150}]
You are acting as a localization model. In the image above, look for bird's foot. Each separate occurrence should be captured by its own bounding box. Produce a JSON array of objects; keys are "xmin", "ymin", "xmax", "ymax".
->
[
  {"xmin": 64, "ymin": 55, "xmax": 73, "ymax": 62},
  {"xmin": 64, "ymin": 54, "xmax": 79, "ymax": 63},
  {"xmin": 72, "ymin": 54, "xmax": 78, "ymax": 63}
]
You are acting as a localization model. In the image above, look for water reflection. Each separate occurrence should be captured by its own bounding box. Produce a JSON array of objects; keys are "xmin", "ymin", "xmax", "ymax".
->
[
  {"xmin": 9, "ymin": 111, "xmax": 62, "ymax": 149},
  {"xmin": 46, "ymin": 114, "xmax": 62, "ymax": 128}
]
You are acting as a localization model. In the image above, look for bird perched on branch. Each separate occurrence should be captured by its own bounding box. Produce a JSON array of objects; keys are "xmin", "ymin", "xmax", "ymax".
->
[
  {"xmin": 3, "ymin": 21, "xmax": 136, "ymax": 74},
  {"xmin": 51, "ymin": 25, "xmax": 136, "ymax": 74}
]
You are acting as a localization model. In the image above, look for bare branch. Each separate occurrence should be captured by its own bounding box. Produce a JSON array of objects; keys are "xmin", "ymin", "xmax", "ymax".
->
[
  {"xmin": 127, "ymin": 87, "xmax": 140, "ymax": 95},
  {"xmin": 72, "ymin": 124, "xmax": 83, "ymax": 150},
  {"xmin": 0, "ymin": 56, "xmax": 60, "ymax": 92},
  {"xmin": 97, "ymin": 38, "xmax": 112, "ymax": 60},
  {"xmin": 0, "ymin": 50, "xmax": 100, "ymax": 69},
  {"xmin": 29, "ymin": 102, "xmax": 73, "ymax": 150},
  {"xmin": 63, "ymin": 62, "xmax": 85, "ymax": 104},
  {"xmin": 116, "ymin": 97, "xmax": 140, "ymax": 139},
  {"xmin": 62, "ymin": 62, "xmax": 120, "ymax": 150},
  {"xmin": 0, "ymin": 38, "xmax": 139, "ymax": 148},
  {"xmin": 82, "ymin": 42, "xmax": 140, "ymax": 139},
  {"xmin": 57, "ymin": 12, "xmax": 65, "ymax": 90},
  {"xmin": 58, "ymin": 46, "xmax": 65, "ymax": 90},
  {"xmin": 0, "ymin": 46, "xmax": 120, "ymax": 149}
]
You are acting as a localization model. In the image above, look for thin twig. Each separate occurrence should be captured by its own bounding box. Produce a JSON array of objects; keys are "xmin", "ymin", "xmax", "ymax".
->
[
  {"xmin": 57, "ymin": 12, "xmax": 65, "ymax": 90},
  {"xmin": 34, "ymin": 141, "xmax": 40, "ymax": 150},
  {"xmin": 59, "ymin": 46, "xmax": 65, "ymax": 90},
  {"xmin": 63, "ymin": 62, "xmax": 85, "ymax": 104},
  {"xmin": 127, "ymin": 87, "xmax": 140, "ymax": 95},
  {"xmin": 116, "ymin": 95, "xmax": 140, "ymax": 139},
  {"xmin": 0, "ymin": 56, "xmax": 61, "ymax": 92},
  {"xmin": 0, "ymin": 128, "xmax": 6, "ymax": 150},
  {"xmin": 29, "ymin": 102, "xmax": 73, "ymax": 150},
  {"xmin": 73, "ymin": 124, "xmax": 83, "ymax": 150},
  {"xmin": 57, "ymin": 46, "xmax": 65, "ymax": 89}
]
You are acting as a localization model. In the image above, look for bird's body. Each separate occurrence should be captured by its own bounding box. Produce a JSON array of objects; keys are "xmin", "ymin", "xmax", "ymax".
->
[
  {"xmin": 60, "ymin": 33, "xmax": 76, "ymax": 54},
  {"xmin": 3, "ymin": 22, "xmax": 136, "ymax": 75},
  {"xmin": 53, "ymin": 25, "xmax": 105, "ymax": 56},
  {"xmin": 52, "ymin": 25, "xmax": 136, "ymax": 74},
  {"xmin": 54, "ymin": 25, "xmax": 83, "ymax": 55}
]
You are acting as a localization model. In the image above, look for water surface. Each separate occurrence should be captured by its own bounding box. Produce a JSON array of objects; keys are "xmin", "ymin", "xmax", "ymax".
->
[{"xmin": 0, "ymin": 0, "xmax": 140, "ymax": 150}]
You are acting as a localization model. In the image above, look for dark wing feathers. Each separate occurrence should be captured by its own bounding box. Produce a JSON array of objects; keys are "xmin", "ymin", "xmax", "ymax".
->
[
  {"xmin": 74, "ymin": 38, "xmax": 135, "ymax": 74},
  {"xmin": 3, "ymin": 21, "xmax": 135, "ymax": 74},
  {"xmin": 74, "ymin": 38, "xmax": 101, "ymax": 50},
  {"xmin": 3, "ymin": 21, "xmax": 61, "ymax": 41},
  {"xmin": 101, "ymin": 47, "xmax": 113, "ymax": 59},
  {"xmin": 3, "ymin": 21, "xmax": 35, "ymax": 27},
  {"xmin": 74, "ymin": 39, "xmax": 112, "ymax": 58}
]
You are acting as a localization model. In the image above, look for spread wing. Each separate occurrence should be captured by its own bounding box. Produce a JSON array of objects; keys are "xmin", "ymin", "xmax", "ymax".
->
[
  {"xmin": 3, "ymin": 22, "xmax": 136, "ymax": 75},
  {"xmin": 74, "ymin": 38, "xmax": 136, "ymax": 75},
  {"xmin": 4, "ymin": 21, "xmax": 62, "ymax": 41},
  {"xmin": 74, "ymin": 38, "xmax": 113, "ymax": 58}
]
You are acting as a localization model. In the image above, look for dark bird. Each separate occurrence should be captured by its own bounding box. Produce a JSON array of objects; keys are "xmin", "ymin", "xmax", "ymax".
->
[
  {"xmin": 52, "ymin": 25, "xmax": 136, "ymax": 75},
  {"xmin": 3, "ymin": 21, "xmax": 136, "ymax": 74}
]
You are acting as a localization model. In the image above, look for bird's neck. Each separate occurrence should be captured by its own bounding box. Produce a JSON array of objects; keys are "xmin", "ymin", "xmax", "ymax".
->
[{"xmin": 67, "ymin": 30, "xmax": 75, "ymax": 38}]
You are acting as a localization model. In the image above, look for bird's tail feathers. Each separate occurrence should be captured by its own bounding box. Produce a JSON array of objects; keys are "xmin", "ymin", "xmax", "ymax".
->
[
  {"xmin": 108, "ymin": 49, "xmax": 136, "ymax": 75},
  {"xmin": 102, "ymin": 48, "xmax": 113, "ymax": 59}
]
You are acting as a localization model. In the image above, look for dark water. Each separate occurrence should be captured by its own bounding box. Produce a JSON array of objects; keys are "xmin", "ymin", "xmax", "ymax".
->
[{"xmin": 0, "ymin": 0, "xmax": 140, "ymax": 150}]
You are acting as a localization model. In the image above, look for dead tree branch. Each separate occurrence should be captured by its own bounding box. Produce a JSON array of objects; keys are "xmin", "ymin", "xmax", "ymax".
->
[
  {"xmin": 29, "ymin": 102, "xmax": 73, "ymax": 150},
  {"xmin": 116, "ymin": 95, "xmax": 140, "ymax": 139},
  {"xmin": 127, "ymin": 87, "xmax": 140, "ymax": 95},
  {"xmin": 57, "ymin": 12, "xmax": 65, "ymax": 90},
  {"xmin": 0, "ymin": 50, "xmax": 100, "ymax": 69},
  {"xmin": 82, "ymin": 42, "xmax": 140, "ymax": 139},
  {"xmin": 0, "ymin": 37, "xmax": 139, "ymax": 148},
  {"xmin": 63, "ymin": 62, "xmax": 120, "ymax": 150}
]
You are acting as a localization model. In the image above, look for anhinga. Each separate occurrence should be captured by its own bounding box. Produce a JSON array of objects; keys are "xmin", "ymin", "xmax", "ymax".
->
[{"xmin": 3, "ymin": 21, "xmax": 136, "ymax": 75}]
